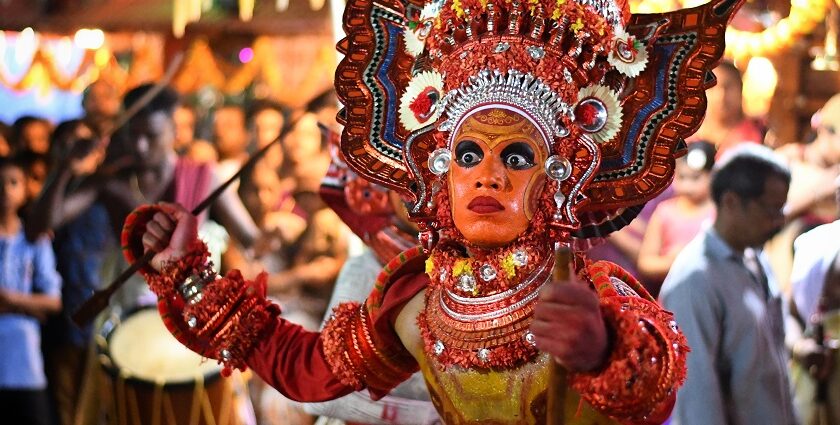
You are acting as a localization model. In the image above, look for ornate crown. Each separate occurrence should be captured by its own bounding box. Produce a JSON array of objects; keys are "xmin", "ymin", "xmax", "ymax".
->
[{"xmin": 335, "ymin": 0, "xmax": 744, "ymax": 247}]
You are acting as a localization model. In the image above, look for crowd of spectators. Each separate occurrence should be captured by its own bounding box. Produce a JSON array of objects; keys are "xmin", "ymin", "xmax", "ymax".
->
[{"xmin": 2, "ymin": 58, "xmax": 840, "ymax": 425}]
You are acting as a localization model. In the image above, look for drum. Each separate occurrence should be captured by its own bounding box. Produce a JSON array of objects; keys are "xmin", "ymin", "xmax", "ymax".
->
[{"xmin": 97, "ymin": 308, "xmax": 242, "ymax": 425}]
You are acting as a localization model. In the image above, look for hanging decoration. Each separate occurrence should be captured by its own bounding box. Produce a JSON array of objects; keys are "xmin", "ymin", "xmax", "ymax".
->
[
  {"xmin": 1, "ymin": 29, "xmax": 334, "ymax": 107},
  {"xmin": 0, "ymin": 46, "xmax": 96, "ymax": 92},
  {"xmin": 631, "ymin": 0, "xmax": 831, "ymax": 59},
  {"xmin": 173, "ymin": 0, "xmax": 213, "ymax": 38},
  {"xmin": 0, "ymin": 30, "xmax": 166, "ymax": 95},
  {"xmin": 170, "ymin": 35, "xmax": 335, "ymax": 107},
  {"xmin": 172, "ymin": 0, "xmax": 326, "ymax": 38}
]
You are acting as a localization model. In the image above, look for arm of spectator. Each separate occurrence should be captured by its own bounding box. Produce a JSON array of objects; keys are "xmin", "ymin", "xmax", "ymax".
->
[
  {"xmin": 268, "ymin": 255, "xmax": 346, "ymax": 294},
  {"xmin": 637, "ymin": 208, "xmax": 676, "ymax": 280},
  {"xmin": 269, "ymin": 211, "xmax": 349, "ymax": 294},
  {"xmin": 26, "ymin": 167, "xmax": 100, "ymax": 239},
  {"xmin": 660, "ymin": 272, "xmax": 727, "ymax": 425},
  {"xmin": 784, "ymin": 168, "xmax": 840, "ymax": 221},
  {"xmin": 0, "ymin": 289, "xmax": 61, "ymax": 322},
  {"xmin": 24, "ymin": 142, "xmax": 108, "ymax": 239},
  {"xmin": 0, "ymin": 236, "xmax": 63, "ymax": 321},
  {"xmin": 209, "ymin": 171, "xmax": 261, "ymax": 249}
]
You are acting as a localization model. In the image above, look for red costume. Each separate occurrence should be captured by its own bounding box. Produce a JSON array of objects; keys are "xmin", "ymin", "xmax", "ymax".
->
[{"xmin": 121, "ymin": 0, "xmax": 744, "ymax": 423}]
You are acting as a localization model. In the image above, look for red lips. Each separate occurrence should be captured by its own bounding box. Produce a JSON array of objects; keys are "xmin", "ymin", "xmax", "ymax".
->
[{"xmin": 468, "ymin": 196, "xmax": 505, "ymax": 213}]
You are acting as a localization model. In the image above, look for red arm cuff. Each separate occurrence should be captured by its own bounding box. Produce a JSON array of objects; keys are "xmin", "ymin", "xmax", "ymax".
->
[
  {"xmin": 151, "ymin": 243, "xmax": 281, "ymax": 376},
  {"xmin": 322, "ymin": 302, "xmax": 419, "ymax": 399},
  {"xmin": 122, "ymin": 205, "xmax": 280, "ymax": 376},
  {"xmin": 570, "ymin": 261, "xmax": 689, "ymax": 424}
]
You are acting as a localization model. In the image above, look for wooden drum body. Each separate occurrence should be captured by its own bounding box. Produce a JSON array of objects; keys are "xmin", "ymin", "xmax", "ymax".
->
[{"xmin": 98, "ymin": 308, "xmax": 241, "ymax": 425}]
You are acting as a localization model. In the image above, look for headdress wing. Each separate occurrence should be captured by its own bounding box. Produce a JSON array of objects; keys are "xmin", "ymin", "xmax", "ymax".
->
[
  {"xmin": 334, "ymin": 0, "xmax": 420, "ymax": 196},
  {"xmin": 581, "ymin": 0, "xmax": 741, "ymax": 214}
]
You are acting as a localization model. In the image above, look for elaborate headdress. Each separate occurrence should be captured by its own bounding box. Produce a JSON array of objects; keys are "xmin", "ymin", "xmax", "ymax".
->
[
  {"xmin": 335, "ymin": 0, "xmax": 743, "ymax": 249},
  {"xmin": 320, "ymin": 128, "xmax": 417, "ymax": 263}
]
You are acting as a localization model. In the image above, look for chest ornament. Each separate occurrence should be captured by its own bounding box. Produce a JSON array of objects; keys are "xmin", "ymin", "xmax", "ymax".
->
[{"xmin": 419, "ymin": 243, "xmax": 556, "ymax": 369}]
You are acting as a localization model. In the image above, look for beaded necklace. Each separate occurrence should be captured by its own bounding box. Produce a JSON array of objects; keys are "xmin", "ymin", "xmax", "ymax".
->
[{"xmin": 419, "ymin": 241, "xmax": 555, "ymax": 369}]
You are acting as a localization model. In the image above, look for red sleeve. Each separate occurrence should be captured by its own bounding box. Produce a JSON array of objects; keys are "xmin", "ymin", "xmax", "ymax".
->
[
  {"xmin": 246, "ymin": 318, "xmax": 355, "ymax": 402},
  {"xmin": 247, "ymin": 256, "xmax": 428, "ymax": 402},
  {"xmin": 123, "ymin": 205, "xmax": 428, "ymax": 403}
]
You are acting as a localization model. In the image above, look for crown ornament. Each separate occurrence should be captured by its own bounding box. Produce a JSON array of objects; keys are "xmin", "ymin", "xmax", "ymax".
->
[{"xmin": 335, "ymin": 0, "xmax": 746, "ymax": 246}]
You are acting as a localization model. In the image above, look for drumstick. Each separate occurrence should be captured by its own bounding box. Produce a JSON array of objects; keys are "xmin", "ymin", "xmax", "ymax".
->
[
  {"xmin": 72, "ymin": 113, "xmax": 303, "ymax": 326},
  {"xmin": 546, "ymin": 245, "xmax": 571, "ymax": 425}
]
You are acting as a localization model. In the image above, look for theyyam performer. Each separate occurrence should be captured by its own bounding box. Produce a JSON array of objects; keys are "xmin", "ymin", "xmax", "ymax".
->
[{"xmin": 124, "ymin": 0, "xmax": 744, "ymax": 422}]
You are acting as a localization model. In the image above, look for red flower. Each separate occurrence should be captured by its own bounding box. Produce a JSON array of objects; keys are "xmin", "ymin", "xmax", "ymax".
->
[{"xmin": 409, "ymin": 87, "xmax": 436, "ymax": 119}]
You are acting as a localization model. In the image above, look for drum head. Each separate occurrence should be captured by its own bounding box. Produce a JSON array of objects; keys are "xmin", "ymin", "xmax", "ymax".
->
[{"xmin": 107, "ymin": 309, "xmax": 221, "ymax": 385}]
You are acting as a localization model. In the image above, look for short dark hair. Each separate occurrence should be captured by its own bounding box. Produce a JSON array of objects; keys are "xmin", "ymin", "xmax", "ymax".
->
[
  {"xmin": 711, "ymin": 144, "xmax": 790, "ymax": 205},
  {"xmin": 247, "ymin": 99, "xmax": 289, "ymax": 124},
  {"xmin": 10, "ymin": 115, "xmax": 51, "ymax": 150},
  {"xmin": 715, "ymin": 60, "xmax": 742, "ymax": 88},
  {"xmin": 82, "ymin": 80, "xmax": 117, "ymax": 104},
  {"xmin": 682, "ymin": 140, "xmax": 717, "ymax": 172},
  {"xmin": 122, "ymin": 83, "xmax": 180, "ymax": 117},
  {"xmin": 0, "ymin": 153, "xmax": 29, "ymax": 174}
]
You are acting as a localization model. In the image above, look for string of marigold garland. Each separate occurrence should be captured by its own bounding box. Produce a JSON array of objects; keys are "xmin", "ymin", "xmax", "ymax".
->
[{"xmin": 630, "ymin": 0, "xmax": 831, "ymax": 58}]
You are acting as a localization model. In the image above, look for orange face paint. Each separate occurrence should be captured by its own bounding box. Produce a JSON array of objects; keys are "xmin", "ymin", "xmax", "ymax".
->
[{"xmin": 448, "ymin": 107, "xmax": 549, "ymax": 248}]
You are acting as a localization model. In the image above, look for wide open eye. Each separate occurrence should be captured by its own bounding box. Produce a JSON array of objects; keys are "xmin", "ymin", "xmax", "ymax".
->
[
  {"xmin": 455, "ymin": 140, "xmax": 484, "ymax": 168},
  {"xmin": 500, "ymin": 142, "xmax": 535, "ymax": 170}
]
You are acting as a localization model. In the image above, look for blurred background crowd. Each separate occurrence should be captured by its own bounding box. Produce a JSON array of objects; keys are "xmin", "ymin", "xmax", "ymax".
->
[{"xmin": 2, "ymin": 0, "xmax": 840, "ymax": 424}]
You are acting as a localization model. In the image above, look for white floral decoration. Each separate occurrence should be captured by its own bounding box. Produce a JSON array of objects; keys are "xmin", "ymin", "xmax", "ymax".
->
[
  {"xmin": 403, "ymin": 2, "xmax": 442, "ymax": 56},
  {"xmin": 607, "ymin": 29, "xmax": 649, "ymax": 78},
  {"xmin": 576, "ymin": 85, "xmax": 623, "ymax": 144},
  {"xmin": 399, "ymin": 71, "xmax": 445, "ymax": 131}
]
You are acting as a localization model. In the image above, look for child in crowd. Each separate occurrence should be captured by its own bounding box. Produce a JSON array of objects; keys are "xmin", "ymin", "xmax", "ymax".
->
[
  {"xmin": 0, "ymin": 155, "xmax": 62, "ymax": 425},
  {"xmin": 639, "ymin": 141, "xmax": 717, "ymax": 286}
]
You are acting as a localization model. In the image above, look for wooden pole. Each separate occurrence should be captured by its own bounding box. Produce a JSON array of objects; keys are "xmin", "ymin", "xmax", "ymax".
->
[{"xmin": 546, "ymin": 245, "xmax": 571, "ymax": 424}]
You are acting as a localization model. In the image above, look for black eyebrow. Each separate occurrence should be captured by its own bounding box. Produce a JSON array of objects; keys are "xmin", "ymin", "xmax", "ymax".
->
[
  {"xmin": 455, "ymin": 139, "xmax": 481, "ymax": 157},
  {"xmin": 500, "ymin": 141, "xmax": 535, "ymax": 163}
]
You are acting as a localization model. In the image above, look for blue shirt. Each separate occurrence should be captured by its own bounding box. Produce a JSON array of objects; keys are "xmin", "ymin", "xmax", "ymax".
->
[
  {"xmin": 0, "ymin": 229, "xmax": 62, "ymax": 389},
  {"xmin": 52, "ymin": 203, "xmax": 112, "ymax": 346},
  {"xmin": 660, "ymin": 227, "xmax": 797, "ymax": 425}
]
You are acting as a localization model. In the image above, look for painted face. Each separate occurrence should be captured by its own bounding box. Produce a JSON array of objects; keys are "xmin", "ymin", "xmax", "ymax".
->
[{"xmin": 448, "ymin": 108, "xmax": 548, "ymax": 248}]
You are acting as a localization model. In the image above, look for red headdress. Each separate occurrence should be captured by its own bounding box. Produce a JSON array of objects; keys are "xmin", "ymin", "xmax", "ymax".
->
[
  {"xmin": 335, "ymin": 0, "xmax": 743, "ymax": 250},
  {"xmin": 320, "ymin": 127, "xmax": 417, "ymax": 263}
]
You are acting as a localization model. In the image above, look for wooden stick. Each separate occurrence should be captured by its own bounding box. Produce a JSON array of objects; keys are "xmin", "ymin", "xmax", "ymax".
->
[
  {"xmin": 547, "ymin": 245, "xmax": 571, "ymax": 425},
  {"xmin": 108, "ymin": 52, "xmax": 184, "ymax": 135},
  {"xmin": 71, "ymin": 113, "xmax": 302, "ymax": 326}
]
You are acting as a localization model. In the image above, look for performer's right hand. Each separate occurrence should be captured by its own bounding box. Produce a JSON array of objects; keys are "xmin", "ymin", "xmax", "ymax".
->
[{"xmin": 141, "ymin": 202, "xmax": 198, "ymax": 271}]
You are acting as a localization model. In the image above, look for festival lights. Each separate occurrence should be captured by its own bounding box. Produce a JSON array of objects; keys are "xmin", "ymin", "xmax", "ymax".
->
[
  {"xmin": 74, "ymin": 28, "xmax": 105, "ymax": 50},
  {"xmin": 631, "ymin": 0, "xmax": 832, "ymax": 59}
]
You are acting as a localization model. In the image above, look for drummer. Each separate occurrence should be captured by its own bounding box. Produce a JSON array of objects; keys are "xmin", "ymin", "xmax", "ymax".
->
[
  {"xmin": 0, "ymin": 154, "xmax": 63, "ymax": 425},
  {"xmin": 28, "ymin": 84, "xmax": 262, "ymax": 306}
]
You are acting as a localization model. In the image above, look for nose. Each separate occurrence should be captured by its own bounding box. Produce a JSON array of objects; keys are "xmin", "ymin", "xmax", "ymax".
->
[
  {"xmin": 474, "ymin": 157, "xmax": 508, "ymax": 191},
  {"xmin": 136, "ymin": 136, "xmax": 149, "ymax": 155}
]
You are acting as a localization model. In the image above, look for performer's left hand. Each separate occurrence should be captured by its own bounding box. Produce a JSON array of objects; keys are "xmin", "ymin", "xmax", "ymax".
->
[{"xmin": 531, "ymin": 278, "xmax": 608, "ymax": 372}]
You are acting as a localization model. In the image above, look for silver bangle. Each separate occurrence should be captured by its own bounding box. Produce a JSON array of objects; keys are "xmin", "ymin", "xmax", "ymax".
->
[{"xmin": 178, "ymin": 265, "xmax": 216, "ymax": 305}]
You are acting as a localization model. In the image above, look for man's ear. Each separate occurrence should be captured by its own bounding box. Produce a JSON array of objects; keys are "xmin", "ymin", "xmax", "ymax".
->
[{"xmin": 719, "ymin": 191, "xmax": 741, "ymax": 212}]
